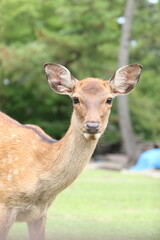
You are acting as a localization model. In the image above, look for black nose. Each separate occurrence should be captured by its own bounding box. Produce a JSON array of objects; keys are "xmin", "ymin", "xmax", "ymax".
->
[{"xmin": 85, "ymin": 121, "xmax": 100, "ymax": 134}]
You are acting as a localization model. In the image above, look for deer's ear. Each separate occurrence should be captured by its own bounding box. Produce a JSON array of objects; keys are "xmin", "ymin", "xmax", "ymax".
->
[
  {"xmin": 44, "ymin": 63, "xmax": 78, "ymax": 95},
  {"xmin": 109, "ymin": 64, "xmax": 143, "ymax": 96}
]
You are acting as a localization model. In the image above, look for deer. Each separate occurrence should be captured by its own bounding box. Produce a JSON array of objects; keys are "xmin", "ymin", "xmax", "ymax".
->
[{"xmin": 0, "ymin": 63, "xmax": 142, "ymax": 240}]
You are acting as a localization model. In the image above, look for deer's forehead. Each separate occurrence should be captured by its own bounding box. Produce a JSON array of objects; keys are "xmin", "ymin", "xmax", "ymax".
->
[{"xmin": 74, "ymin": 78, "xmax": 111, "ymax": 97}]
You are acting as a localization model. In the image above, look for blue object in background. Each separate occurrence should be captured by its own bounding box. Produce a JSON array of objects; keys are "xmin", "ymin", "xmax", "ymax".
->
[{"xmin": 130, "ymin": 148, "xmax": 160, "ymax": 171}]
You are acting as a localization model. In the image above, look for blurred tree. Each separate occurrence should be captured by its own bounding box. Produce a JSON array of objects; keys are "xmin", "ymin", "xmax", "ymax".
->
[
  {"xmin": 130, "ymin": 0, "xmax": 160, "ymax": 142},
  {"xmin": 0, "ymin": 0, "xmax": 159, "ymax": 146},
  {"xmin": 0, "ymin": 0, "xmax": 123, "ymax": 140},
  {"xmin": 117, "ymin": 0, "xmax": 137, "ymax": 165}
]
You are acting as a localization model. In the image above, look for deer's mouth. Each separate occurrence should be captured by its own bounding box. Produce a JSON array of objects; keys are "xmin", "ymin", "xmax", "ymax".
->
[
  {"xmin": 83, "ymin": 132, "xmax": 101, "ymax": 141},
  {"xmin": 83, "ymin": 121, "xmax": 101, "ymax": 140}
]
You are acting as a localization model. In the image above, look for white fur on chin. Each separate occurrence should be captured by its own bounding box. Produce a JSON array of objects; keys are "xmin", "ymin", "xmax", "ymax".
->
[{"xmin": 83, "ymin": 132, "xmax": 101, "ymax": 141}]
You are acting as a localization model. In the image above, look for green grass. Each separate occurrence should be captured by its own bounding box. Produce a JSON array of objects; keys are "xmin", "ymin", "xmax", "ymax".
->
[{"xmin": 10, "ymin": 169, "xmax": 160, "ymax": 240}]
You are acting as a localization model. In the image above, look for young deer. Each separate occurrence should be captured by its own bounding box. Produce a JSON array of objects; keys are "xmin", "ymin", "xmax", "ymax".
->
[{"xmin": 0, "ymin": 63, "xmax": 142, "ymax": 240}]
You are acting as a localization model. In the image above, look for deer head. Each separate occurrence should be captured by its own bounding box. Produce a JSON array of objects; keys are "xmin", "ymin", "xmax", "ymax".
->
[{"xmin": 44, "ymin": 63, "xmax": 142, "ymax": 141}]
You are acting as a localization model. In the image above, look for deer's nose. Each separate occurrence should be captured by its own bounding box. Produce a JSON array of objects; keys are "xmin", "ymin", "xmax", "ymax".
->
[{"xmin": 85, "ymin": 121, "xmax": 100, "ymax": 134}]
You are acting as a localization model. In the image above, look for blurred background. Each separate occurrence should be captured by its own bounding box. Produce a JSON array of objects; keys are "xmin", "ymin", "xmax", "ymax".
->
[
  {"xmin": 0, "ymin": 0, "xmax": 160, "ymax": 166},
  {"xmin": 1, "ymin": 1, "xmax": 160, "ymax": 240}
]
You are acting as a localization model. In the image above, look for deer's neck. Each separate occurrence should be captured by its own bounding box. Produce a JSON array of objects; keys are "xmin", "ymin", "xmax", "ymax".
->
[{"xmin": 45, "ymin": 114, "xmax": 98, "ymax": 195}]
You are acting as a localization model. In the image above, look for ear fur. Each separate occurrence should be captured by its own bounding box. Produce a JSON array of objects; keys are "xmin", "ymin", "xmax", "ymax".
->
[
  {"xmin": 44, "ymin": 63, "xmax": 78, "ymax": 95},
  {"xmin": 110, "ymin": 64, "xmax": 143, "ymax": 96}
]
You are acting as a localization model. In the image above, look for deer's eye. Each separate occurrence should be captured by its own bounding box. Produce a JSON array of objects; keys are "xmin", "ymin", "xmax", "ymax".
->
[
  {"xmin": 106, "ymin": 98, "xmax": 113, "ymax": 104},
  {"xmin": 72, "ymin": 97, "xmax": 80, "ymax": 104}
]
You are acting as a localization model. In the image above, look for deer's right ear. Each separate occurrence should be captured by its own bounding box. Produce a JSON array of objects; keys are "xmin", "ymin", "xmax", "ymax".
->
[{"xmin": 44, "ymin": 63, "xmax": 78, "ymax": 96}]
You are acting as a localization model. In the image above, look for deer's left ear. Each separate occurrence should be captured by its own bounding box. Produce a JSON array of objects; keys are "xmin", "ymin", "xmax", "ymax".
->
[{"xmin": 109, "ymin": 64, "xmax": 143, "ymax": 96}]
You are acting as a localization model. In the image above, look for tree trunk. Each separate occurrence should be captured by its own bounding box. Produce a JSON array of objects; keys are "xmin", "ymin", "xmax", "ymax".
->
[{"xmin": 117, "ymin": 0, "xmax": 137, "ymax": 166}]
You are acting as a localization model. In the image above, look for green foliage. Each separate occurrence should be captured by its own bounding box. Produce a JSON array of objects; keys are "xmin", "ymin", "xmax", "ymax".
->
[
  {"xmin": 0, "ymin": 43, "xmax": 72, "ymax": 139},
  {"xmin": 130, "ymin": 0, "xmax": 160, "ymax": 141},
  {"xmin": 0, "ymin": 0, "xmax": 159, "ymax": 141}
]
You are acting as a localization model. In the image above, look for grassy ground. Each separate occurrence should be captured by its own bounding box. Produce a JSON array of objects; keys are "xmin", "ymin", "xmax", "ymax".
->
[{"xmin": 10, "ymin": 169, "xmax": 160, "ymax": 240}]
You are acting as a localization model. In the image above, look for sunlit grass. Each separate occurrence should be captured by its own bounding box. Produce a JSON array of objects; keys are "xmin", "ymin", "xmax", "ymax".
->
[{"xmin": 10, "ymin": 169, "xmax": 160, "ymax": 240}]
